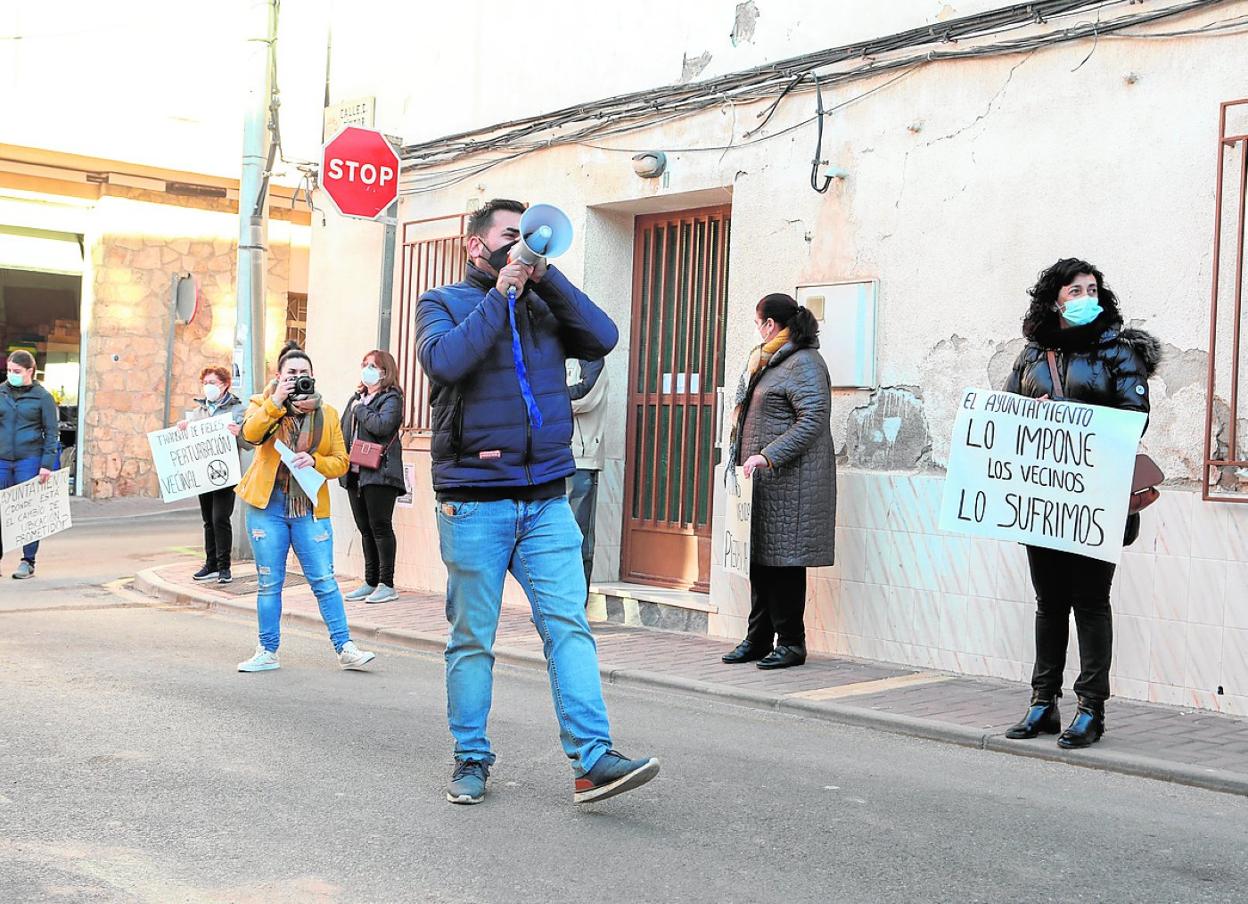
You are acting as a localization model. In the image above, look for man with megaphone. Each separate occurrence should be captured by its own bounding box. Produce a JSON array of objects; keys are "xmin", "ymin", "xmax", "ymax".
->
[{"xmin": 415, "ymin": 198, "xmax": 659, "ymax": 807}]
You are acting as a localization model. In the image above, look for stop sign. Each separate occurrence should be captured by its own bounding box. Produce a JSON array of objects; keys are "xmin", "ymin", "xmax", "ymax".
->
[{"xmin": 320, "ymin": 126, "xmax": 401, "ymax": 220}]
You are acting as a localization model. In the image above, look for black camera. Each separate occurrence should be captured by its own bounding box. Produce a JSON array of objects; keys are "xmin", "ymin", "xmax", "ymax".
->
[{"xmin": 292, "ymin": 375, "xmax": 316, "ymax": 397}]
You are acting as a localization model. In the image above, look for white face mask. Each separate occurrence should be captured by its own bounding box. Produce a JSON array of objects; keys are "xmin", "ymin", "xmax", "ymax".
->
[
  {"xmin": 361, "ymin": 365, "xmax": 382, "ymax": 387},
  {"xmin": 203, "ymin": 384, "xmax": 223, "ymax": 402}
]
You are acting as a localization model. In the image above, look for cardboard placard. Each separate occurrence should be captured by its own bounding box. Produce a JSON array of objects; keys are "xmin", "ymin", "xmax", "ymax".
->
[{"xmin": 939, "ymin": 389, "xmax": 1147, "ymax": 563}]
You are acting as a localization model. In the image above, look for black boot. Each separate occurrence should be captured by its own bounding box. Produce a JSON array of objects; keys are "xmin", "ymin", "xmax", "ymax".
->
[
  {"xmin": 1057, "ymin": 698, "xmax": 1105, "ymax": 749},
  {"xmin": 757, "ymin": 644, "xmax": 806, "ymax": 670},
  {"xmin": 1005, "ymin": 693, "xmax": 1061, "ymax": 740},
  {"xmin": 722, "ymin": 639, "xmax": 772, "ymax": 664}
]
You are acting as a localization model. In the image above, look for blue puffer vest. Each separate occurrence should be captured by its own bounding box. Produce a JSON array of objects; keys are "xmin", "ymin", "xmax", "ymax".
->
[{"xmin": 415, "ymin": 265, "xmax": 618, "ymax": 492}]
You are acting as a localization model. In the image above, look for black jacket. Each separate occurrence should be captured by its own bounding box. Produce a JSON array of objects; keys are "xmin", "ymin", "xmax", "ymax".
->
[
  {"xmin": 1004, "ymin": 318, "xmax": 1161, "ymax": 547},
  {"xmin": 0, "ymin": 381, "xmax": 59, "ymax": 469},
  {"xmin": 339, "ymin": 388, "xmax": 405, "ymax": 491},
  {"xmin": 1004, "ymin": 322, "xmax": 1161, "ymax": 416}
]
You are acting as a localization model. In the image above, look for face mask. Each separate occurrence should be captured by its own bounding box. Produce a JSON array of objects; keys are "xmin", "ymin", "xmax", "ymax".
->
[
  {"xmin": 203, "ymin": 384, "xmax": 222, "ymax": 402},
  {"xmin": 1060, "ymin": 296, "xmax": 1103, "ymax": 327},
  {"xmin": 361, "ymin": 365, "xmax": 381, "ymax": 387},
  {"xmin": 7, "ymin": 372, "xmax": 24, "ymax": 388},
  {"xmin": 485, "ymin": 240, "xmax": 517, "ymax": 273}
]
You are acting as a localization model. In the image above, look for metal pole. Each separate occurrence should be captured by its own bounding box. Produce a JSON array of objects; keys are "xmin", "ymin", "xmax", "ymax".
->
[
  {"xmin": 162, "ymin": 275, "xmax": 178, "ymax": 428},
  {"xmin": 231, "ymin": 0, "xmax": 277, "ymax": 563},
  {"xmin": 377, "ymin": 199, "xmax": 398, "ymax": 350}
]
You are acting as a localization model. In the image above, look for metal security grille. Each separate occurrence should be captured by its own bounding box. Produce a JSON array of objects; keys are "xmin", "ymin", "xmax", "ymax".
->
[
  {"xmin": 1203, "ymin": 98, "xmax": 1248, "ymax": 501},
  {"xmin": 622, "ymin": 206, "xmax": 731, "ymax": 591},
  {"xmin": 394, "ymin": 213, "xmax": 467, "ymax": 432}
]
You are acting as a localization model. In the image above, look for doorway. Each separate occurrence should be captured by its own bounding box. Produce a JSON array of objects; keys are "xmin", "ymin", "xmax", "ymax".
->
[
  {"xmin": 621, "ymin": 206, "xmax": 731, "ymax": 591},
  {"xmin": 0, "ymin": 226, "xmax": 85, "ymax": 493}
]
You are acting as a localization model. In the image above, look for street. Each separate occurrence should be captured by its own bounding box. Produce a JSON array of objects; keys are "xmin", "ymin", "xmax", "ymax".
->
[{"xmin": 2, "ymin": 514, "xmax": 1246, "ymax": 904}]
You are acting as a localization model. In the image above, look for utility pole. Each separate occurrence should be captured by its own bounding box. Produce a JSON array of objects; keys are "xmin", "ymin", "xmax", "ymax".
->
[{"xmin": 232, "ymin": 0, "xmax": 278, "ymax": 562}]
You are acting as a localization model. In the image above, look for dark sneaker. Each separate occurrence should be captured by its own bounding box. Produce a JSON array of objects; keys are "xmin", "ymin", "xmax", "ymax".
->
[
  {"xmin": 217, "ymin": 568, "xmax": 233, "ymax": 585},
  {"xmin": 193, "ymin": 565, "xmax": 219, "ymax": 582},
  {"xmin": 574, "ymin": 751, "xmax": 660, "ymax": 804},
  {"xmin": 446, "ymin": 760, "xmax": 490, "ymax": 805}
]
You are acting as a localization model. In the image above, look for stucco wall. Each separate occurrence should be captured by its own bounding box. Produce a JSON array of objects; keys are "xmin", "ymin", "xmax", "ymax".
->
[{"xmin": 304, "ymin": 1, "xmax": 1248, "ymax": 709}]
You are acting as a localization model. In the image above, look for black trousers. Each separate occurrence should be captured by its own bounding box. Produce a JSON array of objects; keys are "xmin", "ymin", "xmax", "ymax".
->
[
  {"xmin": 347, "ymin": 478, "xmax": 402, "ymax": 587},
  {"xmin": 747, "ymin": 562, "xmax": 808, "ymax": 648},
  {"xmin": 198, "ymin": 487, "xmax": 236, "ymax": 571},
  {"xmin": 1025, "ymin": 545, "xmax": 1116, "ymax": 705}
]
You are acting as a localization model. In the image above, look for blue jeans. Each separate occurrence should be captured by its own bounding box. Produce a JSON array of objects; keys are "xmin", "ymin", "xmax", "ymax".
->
[
  {"xmin": 0, "ymin": 456, "xmax": 43, "ymax": 563},
  {"xmin": 245, "ymin": 489, "xmax": 351, "ymax": 653},
  {"xmin": 437, "ymin": 496, "xmax": 612, "ymax": 776}
]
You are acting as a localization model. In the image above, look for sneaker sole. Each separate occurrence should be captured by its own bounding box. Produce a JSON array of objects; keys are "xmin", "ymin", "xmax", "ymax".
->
[
  {"xmin": 365, "ymin": 594, "xmax": 398, "ymax": 604},
  {"xmin": 340, "ymin": 652, "xmax": 377, "ymax": 671},
  {"xmin": 12, "ymin": 574, "xmax": 34, "ymax": 580},
  {"xmin": 445, "ymin": 790, "xmax": 486, "ymax": 805},
  {"xmin": 238, "ymin": 662, "xmax": 280, "ymax": 672},
  {"xmin": 193, "ymin": 575, "xmax": 219, "ymax": 582},
  {"xmin": 573, "ymin": 758, "xmax": 660, "ymax": 804}
]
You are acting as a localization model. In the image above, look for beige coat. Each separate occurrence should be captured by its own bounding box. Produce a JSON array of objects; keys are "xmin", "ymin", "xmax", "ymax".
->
[{"xmin": 566, "ymin": 360, "xmax": 608, "ymax": 471}]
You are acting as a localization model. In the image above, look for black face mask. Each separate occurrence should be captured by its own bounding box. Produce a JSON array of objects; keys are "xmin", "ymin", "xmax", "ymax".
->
[{"xmin": 484, "ymin": 240, "xmax": 517, "ymax": 273}]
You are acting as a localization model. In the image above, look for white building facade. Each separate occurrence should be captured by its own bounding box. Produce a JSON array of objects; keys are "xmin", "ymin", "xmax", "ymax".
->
[{"xmin": 304, "ymin": 0, "xmax": 1248, "ymax": 716}]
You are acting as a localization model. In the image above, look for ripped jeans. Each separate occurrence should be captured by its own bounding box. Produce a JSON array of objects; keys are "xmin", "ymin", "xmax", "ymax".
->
[{"xmin": 245, "ymin": 488, "xmax": 351, "ymax": 653}]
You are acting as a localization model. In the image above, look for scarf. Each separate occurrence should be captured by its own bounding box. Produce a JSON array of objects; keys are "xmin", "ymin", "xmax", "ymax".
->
[
  {"xmin": 262, "ymin": 380, "xmax": 324, "ymax": 518},
  {"xmin": 726, "ymin": 328, "xmax": 791, "ymax": 472}
]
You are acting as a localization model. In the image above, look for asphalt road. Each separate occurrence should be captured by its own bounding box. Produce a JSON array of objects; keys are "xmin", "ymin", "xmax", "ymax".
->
[{"xmin": 2, "ymin": 514, "xmax": 1246, "ymax": 903}]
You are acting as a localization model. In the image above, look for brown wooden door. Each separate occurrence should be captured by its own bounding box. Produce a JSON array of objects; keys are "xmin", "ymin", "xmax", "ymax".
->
[{"xmin": 621, "ymin": 206, "xmax": 731, "ymax": 592}]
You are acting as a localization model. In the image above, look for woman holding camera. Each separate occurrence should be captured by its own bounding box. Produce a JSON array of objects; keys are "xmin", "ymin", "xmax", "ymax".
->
[
  {"xmin": 340, "ymin": 349, "xmax": 406, "ymax": 604},
  {"xmin": 180, "ymin": 365, "xmax": 246, "ymax": 585},
  {"xmin": 234, "ymin": 341, "xmax": 376, "ymax": 673},
  {"xmin": 0, "ymin": 350, "xmax": 59, "ymax": 580}
]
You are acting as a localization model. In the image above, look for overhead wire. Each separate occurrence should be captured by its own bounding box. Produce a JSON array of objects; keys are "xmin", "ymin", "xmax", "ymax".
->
[{"xmin": 397, "ymin": 0, "xmax": 1232, "ymax": 196}]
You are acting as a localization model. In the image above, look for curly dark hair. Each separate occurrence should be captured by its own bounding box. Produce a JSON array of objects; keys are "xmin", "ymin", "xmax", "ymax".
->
[{"xmin": 1022, "ymin": 258, "xmax": 1122, "ymax": 340}]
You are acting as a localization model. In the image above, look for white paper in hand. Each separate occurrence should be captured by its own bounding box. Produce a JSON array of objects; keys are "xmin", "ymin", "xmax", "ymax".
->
[{"xmin": 274, "ymin": 439, "xmax": 327, "ymax": 501}]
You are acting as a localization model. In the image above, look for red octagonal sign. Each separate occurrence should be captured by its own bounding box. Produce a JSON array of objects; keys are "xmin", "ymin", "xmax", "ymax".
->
[{"xmin": 321, "ymin": 126, "xmax": 400, "ymax": 220}]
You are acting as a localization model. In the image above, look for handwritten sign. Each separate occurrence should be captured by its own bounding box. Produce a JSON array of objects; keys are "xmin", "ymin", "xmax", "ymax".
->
[
  {"xmin": 0, "ymin": 469, "xmax": 72, "ymax": 553},
  {"xmin": 396, "ymin": 463, "xmax": 416, "ymax": 508},
  {"xmin": 939, "ymin": 389, "xmax": 1147, "ymax": 563},
  {"xmin": 720, "ymin": 468, "xmax": 753, "ymax": 579},
  {"xmin": 148, "ymin": 415, "xmax": 241, "ymax": 503}
]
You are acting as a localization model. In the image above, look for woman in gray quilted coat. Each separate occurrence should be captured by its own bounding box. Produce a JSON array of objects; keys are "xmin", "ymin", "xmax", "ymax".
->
[{"xmin": 722, "ymin": 293, "xmax": 837, "ymax": 670}]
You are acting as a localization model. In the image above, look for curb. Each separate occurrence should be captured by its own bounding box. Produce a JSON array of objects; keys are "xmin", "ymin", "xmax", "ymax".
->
[
  {"xmin": 74, "ymin": 505, "xmax": 200, "ymax": 526},
  {"xmin": 132, "ymin": 566, "xmax": 1248, "ymax": 799}
]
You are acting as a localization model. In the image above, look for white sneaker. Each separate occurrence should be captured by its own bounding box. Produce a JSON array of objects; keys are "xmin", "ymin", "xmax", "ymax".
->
[
  {"xmin": 238, "ymin": 645, "xmax": 280, "ymax": 672},
  {"xmin": 365, "ymin": 584, "xmax": 399, "ymax": 604},
  {"xmin": 344, "ymin": 583, "xmax": 375, "ymax": 601},
  {"xmin": 338, "ymin": 641, "xmax": 376, "ymax": 671}
]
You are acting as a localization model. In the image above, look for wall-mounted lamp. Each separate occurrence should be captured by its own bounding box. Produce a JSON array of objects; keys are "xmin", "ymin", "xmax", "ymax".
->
[{"xmin": 632, "ymin": 151, "xmax": 668, "ymax": 179}]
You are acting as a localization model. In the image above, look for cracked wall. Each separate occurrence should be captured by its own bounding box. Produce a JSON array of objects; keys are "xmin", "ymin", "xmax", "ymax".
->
[{"xmin": 845, "ymin": 386, "xmax": 931, "ymax": 470}]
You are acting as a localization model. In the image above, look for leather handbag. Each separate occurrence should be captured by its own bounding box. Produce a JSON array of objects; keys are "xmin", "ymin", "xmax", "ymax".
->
[
  {"xmin": 1045, "ymin": 350, "xmax": 1162, "ymax": 513},
  {"xmin": 348, "ymin": 402, "xmax": 399, "ymax": 469}
]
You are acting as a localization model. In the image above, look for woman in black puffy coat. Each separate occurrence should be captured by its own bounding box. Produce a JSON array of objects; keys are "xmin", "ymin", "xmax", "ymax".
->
[{"xmin": 1002, "ymin": 258, "xmax": 1160, "ymax": 749}]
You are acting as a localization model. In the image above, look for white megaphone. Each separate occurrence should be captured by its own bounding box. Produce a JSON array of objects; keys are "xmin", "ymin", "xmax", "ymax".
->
[{"xmin": 511, "ymin": 203, "xmax": 573, "ymax": 266}]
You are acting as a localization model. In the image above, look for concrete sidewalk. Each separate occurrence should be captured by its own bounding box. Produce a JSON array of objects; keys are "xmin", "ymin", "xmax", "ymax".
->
[{"xmin": 134, "ymin": 560, "xmax": 1248, "ymax": 798}]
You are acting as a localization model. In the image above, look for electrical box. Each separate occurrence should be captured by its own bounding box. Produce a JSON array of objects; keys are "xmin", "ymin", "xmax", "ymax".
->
[{"xmin": 796, "ymin": 279, "xmax": 878, "ymax": 388}]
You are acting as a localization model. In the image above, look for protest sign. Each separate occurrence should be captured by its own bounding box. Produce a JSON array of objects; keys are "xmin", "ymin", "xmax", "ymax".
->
[
  {"xmin": 148, "ymin": 415, "xmax": 242, "ymax": 503},
  {"xmin": 720, "ymin": 467, "xmax": 753, "ymax": 580},
  {"xmin": 0, "ymin": 469, "xmax": 72, "ymax": 554},
  {"xmin": 396, "ymin": 464, "xmax": 416, "ymax": 508},
  {"xmin": 274, "ymin": 439, "xmax": 327, "ymax": 500},
  {"xmin": 939, "ymin": 389, "xmax": 1147, "ymax": 563}
]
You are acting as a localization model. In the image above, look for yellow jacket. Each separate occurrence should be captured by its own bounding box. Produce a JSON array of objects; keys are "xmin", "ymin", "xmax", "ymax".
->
[{"xmin": 234, "ymin": 394, "xmax": 348, "ymax": 519}]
